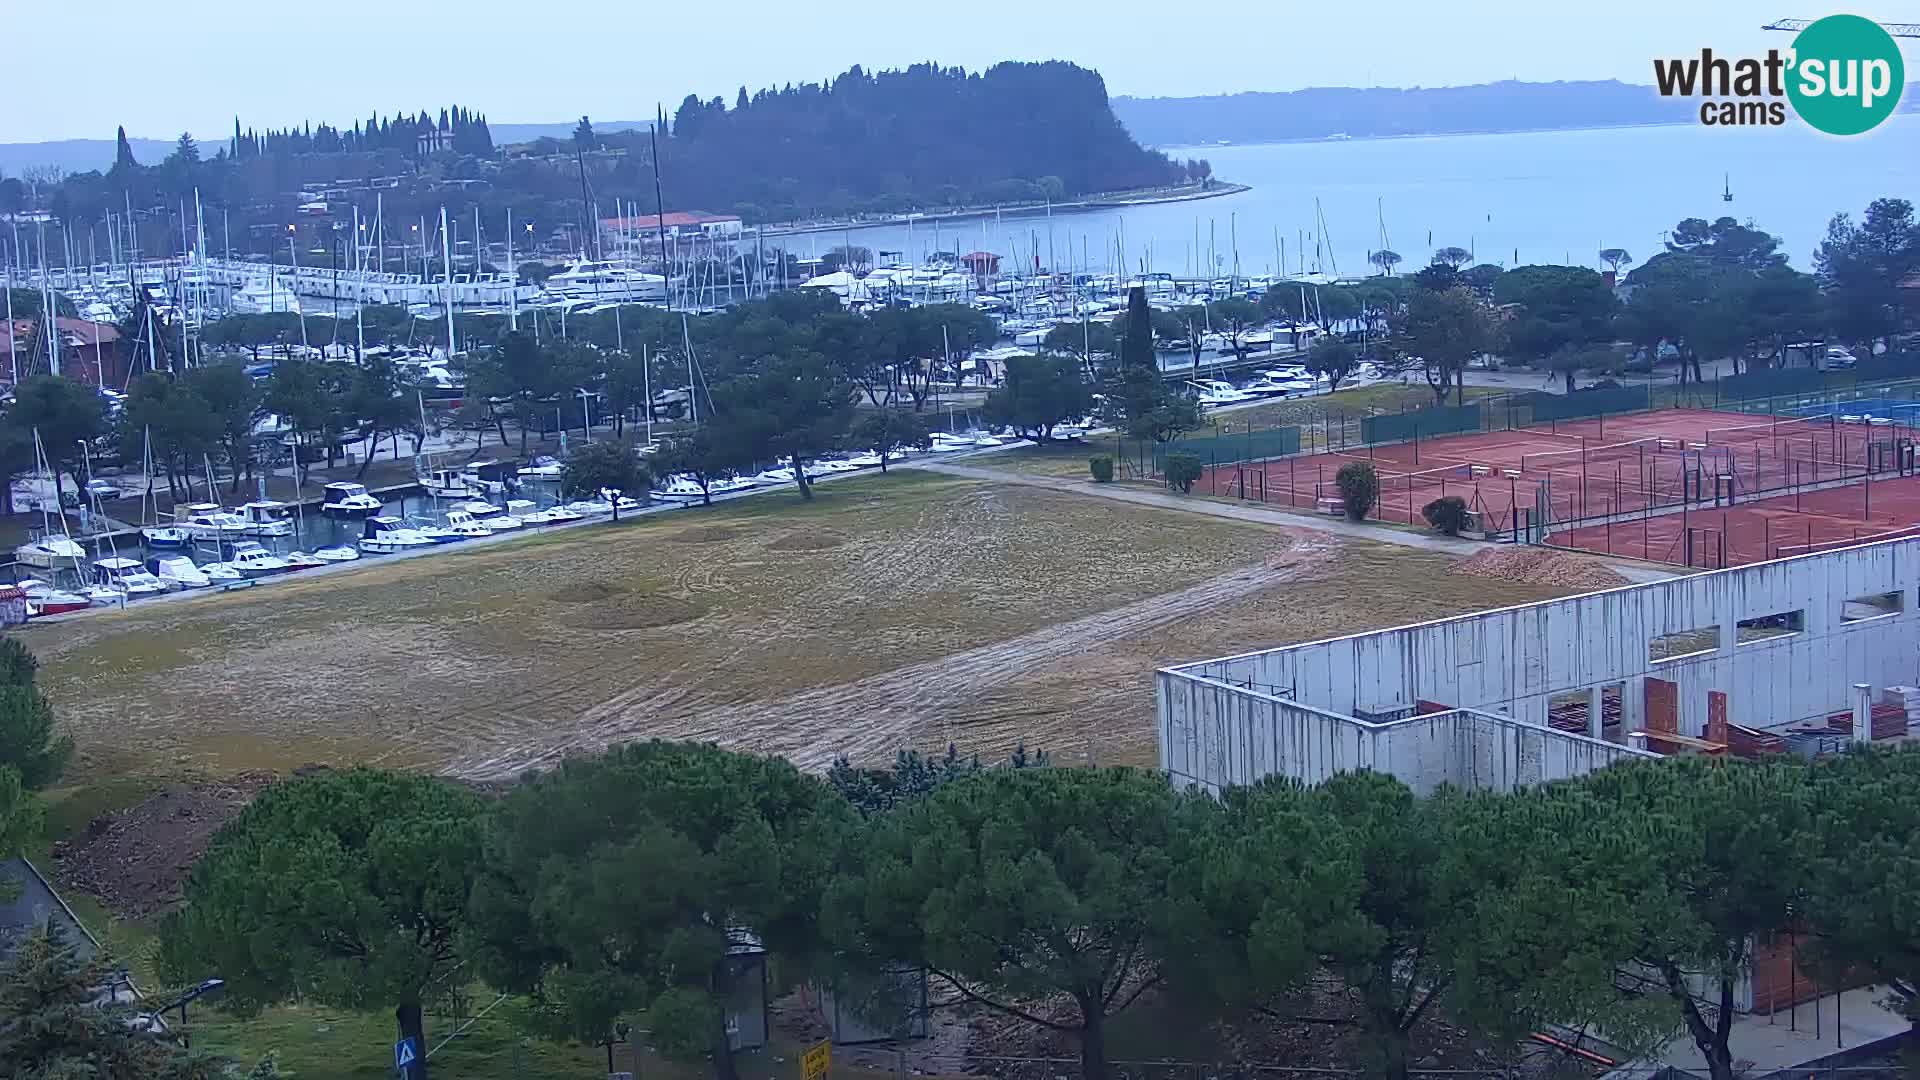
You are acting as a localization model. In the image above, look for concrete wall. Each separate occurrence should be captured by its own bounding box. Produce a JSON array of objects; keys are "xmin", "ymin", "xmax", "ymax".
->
[
  {"xmin": 1169, "ymin": 538, "xmax": 1919, "ymax": 741},
  {"xmin": 1157, "ymin": 671, "xmax": 1649, "ymax": 795}
]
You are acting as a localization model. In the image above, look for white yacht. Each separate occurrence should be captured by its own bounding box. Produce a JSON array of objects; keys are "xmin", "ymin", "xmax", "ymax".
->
[
  {"xmin": 652, "ymin": 476, "xmax": 709, "ymax": 502},
  {"xmin": 441, "ymin": 510, "xmax": 495, "ymax": 538},
  {"xmin": 358, "ymin": 516, "xmax": 436, "ymax": 554},
  {"xmin": 420, "ymin": 468, "xmax": 479, "ymax": 500},
  {"xmin": 14, "ymin": 535, "xmax": 87, "ymax": 569},
  {"xmin": 541, "ymin": 259, "xmax": 668, "ymax": 302},
  {"xmin": 211, "ymin": 542, "xmax": 291, "ymax": 578},
  {"xmin": 228, "ymin": 276, "xmax": 302, "ymax": 315},
  {"xmin": 238, "ymin": 501, "xmax": 295, "ymax": 538},
  {"xmin": 175, "ymin": 504, "xmax": 251, "ymax": 539},
  {"xmin": 148, "ymin": 556, "xmax": 212, "ymax": 589},
  {"xmin": 755, "ymin": 466, "xmax": 797, "ymax": 484},
  {"xmin": 517, "ymin": 456, "xmax": 563, "ymax": 478},
  {"xmin": 1189, "ymin": 380, "xmax": 1256, "ymax": 407},
  {"xmin": 91, "ymin": 558, "xmax": 170, "ymax": 598},
  {"xmin": 322, "ymin": 483, "xmax": 383, "ymax": 517}
]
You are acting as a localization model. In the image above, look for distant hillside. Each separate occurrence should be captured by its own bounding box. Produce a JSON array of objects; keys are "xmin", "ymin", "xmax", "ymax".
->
[
  {"xmin": 0, "ymin": 137, "xmax": 173, "ymax": 177},
  {"xmin": 1112, "ymin": 79, "xmax": 1920, "ymax": 146}
]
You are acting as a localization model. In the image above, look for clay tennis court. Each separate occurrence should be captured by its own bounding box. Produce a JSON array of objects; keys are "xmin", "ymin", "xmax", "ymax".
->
[{"xmin": 1198, "ymin": 407, "xmax": 1920, "ymax": 568}]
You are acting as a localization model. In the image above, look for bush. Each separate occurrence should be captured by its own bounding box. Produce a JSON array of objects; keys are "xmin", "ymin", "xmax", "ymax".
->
[
  {"xmin": 0, "ymin": 638, "xmax": 37, "ymax": 688},
  {"xmin": 1089, "ymin": 455, "xmax": 1114, "ymax": 483},
  {"xmin": 1335, "ymin": 461, "xmax": 1378, "ymax": 520},
  {"xmin": 0, "ymin": 686, "xmax": 71, "ymax": 790},
  {"xmin": 1165, "ymin": 452, "xmax": 1203, "ymax": 494},
  {"xmin": 1422, "ymin": 495, "xmax": 1471, "ymax": 535}
]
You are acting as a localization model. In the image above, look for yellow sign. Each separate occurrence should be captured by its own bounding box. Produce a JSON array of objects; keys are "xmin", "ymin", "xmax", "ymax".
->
[{"xmin": 801, "ymin": 1040, "xmax": 831, "ymax": 1080}]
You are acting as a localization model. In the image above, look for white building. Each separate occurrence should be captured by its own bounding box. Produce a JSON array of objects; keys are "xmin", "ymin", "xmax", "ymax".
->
[{"xmin": 1158, "ymin": 537, "xmax": 1919, "ymax": 795}]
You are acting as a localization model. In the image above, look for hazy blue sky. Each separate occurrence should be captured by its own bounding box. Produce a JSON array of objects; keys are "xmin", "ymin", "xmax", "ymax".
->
[{"xmin": 3, "ymin": 1, "xmax": 1915, "ymax": 142}]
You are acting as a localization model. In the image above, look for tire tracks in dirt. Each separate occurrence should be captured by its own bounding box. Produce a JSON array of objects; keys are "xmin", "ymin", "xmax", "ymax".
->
[{"xmin": 445, "ymin": 534, "xmax": 1336, "ymax": 779}]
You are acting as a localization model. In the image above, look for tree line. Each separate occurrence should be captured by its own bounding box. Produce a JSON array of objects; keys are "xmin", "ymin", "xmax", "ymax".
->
[
  {"xmin": 31, "ymin": 732, "xmax": 1901, "ymax": 1080},
  {"xmin": 1304, "ymin": 199, "xmax": 1919, "ymax": 403},
  {"xmin": 11, "ymin": 60, "xmax": 1199, "ymax": 269}
]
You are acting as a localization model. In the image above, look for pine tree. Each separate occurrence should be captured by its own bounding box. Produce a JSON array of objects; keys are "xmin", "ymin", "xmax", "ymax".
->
[
  {"xmin": 112, "ymin": 126, "xmax": 138, "ymax": 172},
  {"xmin": 0, "ymin": 924, "xmax": 166, "ymax": 1076}
]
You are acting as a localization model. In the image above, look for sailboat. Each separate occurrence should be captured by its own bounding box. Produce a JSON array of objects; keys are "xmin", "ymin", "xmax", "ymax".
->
[
  {"xmin": 137, "ymin": 429, "xmax": 191, "ymax": 549},
  {"xmin": 14, "ymin": 430, "xmax": 88, "ymax": 570}
]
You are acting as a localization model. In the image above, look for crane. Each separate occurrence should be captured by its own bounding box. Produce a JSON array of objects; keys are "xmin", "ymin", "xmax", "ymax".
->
[{"xmin": 1761, "ymin": 16, "xmax": 1920, "ymax": 37}]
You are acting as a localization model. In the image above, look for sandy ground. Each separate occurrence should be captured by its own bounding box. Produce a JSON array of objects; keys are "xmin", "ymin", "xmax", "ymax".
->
[{"xmin": 29, "ymin": 472, "xmax": 1570, "ymax": 783}]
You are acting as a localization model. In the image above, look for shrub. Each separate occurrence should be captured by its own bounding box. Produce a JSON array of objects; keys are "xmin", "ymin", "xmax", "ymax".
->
[
  {"xmin": 1422, "ymin": 495, "xmax": 1471, "ymax": 535},
  {"xmin": 1165, "ymin": 452, "xmax": 1203, "ymax": 494},
  {"xmin": 1089, "ymin": 455, "xmax": 1114, "ymax": 483},
  {"xmin": 1335, "ymin": 461, "xmax": 1378, "ymax": 520},
  {"xmin": 0, "ymin": 638, "xmax": 36, "ymax": 688}
]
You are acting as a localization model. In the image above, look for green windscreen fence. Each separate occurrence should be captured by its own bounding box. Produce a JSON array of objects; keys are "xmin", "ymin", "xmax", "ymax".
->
[
  {"xmin": 1153, "ymin": 425, "xmax": 1301, "ymax": 470},
  {"xmin": 1362, "ymin": 403, "xmax": 1482, "ymax": 445},
  {"xmin": 1717, "ymin": 368, "xmax": 1825, "ymax": 403},
  {"xmin": 1530, "ymin": 385, "xmax": 1653, "ymax": 422}
]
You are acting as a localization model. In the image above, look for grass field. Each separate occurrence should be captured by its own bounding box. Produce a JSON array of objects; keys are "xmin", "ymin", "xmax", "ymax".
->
[
  {"xmin": 30, "ymin": 469, "xmax": 1568, "ymax": 785},
  {"xmin": 24, "ymin": 466, "xmax": 1585, "ymax": 1078}
]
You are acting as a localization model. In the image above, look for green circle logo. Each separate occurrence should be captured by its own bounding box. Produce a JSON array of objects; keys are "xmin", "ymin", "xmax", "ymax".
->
[{"xmin": 1787, "ymin": 14, "xmax": 1905, "ymax": 135}]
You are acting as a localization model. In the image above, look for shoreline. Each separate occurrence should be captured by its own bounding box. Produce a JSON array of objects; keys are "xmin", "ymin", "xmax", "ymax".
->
[{"xmin": 754, "ymin": 182, "xmax": 1251, "ymax": 239}]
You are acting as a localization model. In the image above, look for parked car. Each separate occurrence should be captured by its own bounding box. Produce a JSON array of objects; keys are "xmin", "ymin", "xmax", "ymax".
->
[{"xmin": 83, "ymin": 479, "xmax": 128, "ymax": 501}]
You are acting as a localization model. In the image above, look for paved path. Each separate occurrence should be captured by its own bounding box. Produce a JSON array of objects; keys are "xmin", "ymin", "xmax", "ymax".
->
[{"xmin": 914, "ymin": 459, "xmax": 1678, "ymax": 584}]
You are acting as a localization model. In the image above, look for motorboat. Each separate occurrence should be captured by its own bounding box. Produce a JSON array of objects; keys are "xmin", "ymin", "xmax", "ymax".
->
[
  {"xmin": 420, "ymin": 468, "xmax": 479, "ymax": 500},
  {"xmin": 149, "ymin": 556, "xmax": 212, "ymax": 588},
  {"xmin": 441, "ymin": 510, "xmax": 496, "ymax": 538},
  {"xmin": 14, "ymin": 535, "xmax": 87, "ymax": 569},
  {"xmin": 563, "ymin": 498, "xmax": 613, "ymax": 516},
  {"xmin": 1241, "ymin": 377, "xmax": 1295, "ymax": 397},
  {"xmin": 485, "ymin": 513, "xmax": 524, "ymax": 530},
  {"xmin": 238, "ymin": 500, "xmax": 295, "ymax": 538},
  {"xmin": 312, "ymin": 546, "xmax": 360, "ymax": 563},
  {"xmin": 21, "ymin": 580, "xmax": 90, "ymax": 616},
  {"xmin": 927, "ymin": 433, "xmax": 974, "ymax": 453},
  {"xmin": 197, "ymin": 562, "xmax": 244, "ymax": 584},
  {"xmin": 456, "ymin": 500, "xmax": 504, "ymax": 518},
  {"xmin": 403, "ymin": 516, "xmax": 465, "ymax": 544},
  {"xmin": 322, "ymin": 482, "xmax": 383, "ymax": 517},
  {"xmin": 543, "ymin": 505, "xmax": 585, "ymax": 523},
  {"xmin": 359, "ymin": 516, "xmax": 436, "ymax": 554},
  {"xmin": 755, "ymin": 466, "xmax": 797, "ymax": 484},
  {"xmin": 175, "ymin": 504, "xmax": 252, "ymax": 539},
  {"xmin": 816, "ymin": 459, "xmax": 859, "ymax": 474},
  {"xmin": 91, "ymin": 558, "xmax": 170, "ymax": 598},
  {"xmin": 517, "ymin": 455, "xmax": 563, "ymax": 478},
  {"xmin": 505, "ymin": 499, "xmax": 556, "ymax": 524},
  {"xmin": 141, "ymin": 525, "xmax": 192, "ymax": 550},
  {"xmin": 458, "ymin": 461, "xmax": 513, "ymax": 496},
  {"xmin": 652, "ymin": 476, "xmax": 709, "ymax": 502},
  {"xmin": 613, "ymin": 494, "xmax": 644, "ymax": 513},
  {"xmin": 82, "ymin": 583, "xmax": 127, "ymax": 606},
  {"xmin": 845, "ymin": 451, "xmax": 884, "ymax": 468},
  {"xmin": 1190, "ymin": 380, "xmax": 1256, "ymax": 407},
  {"xmin": 710, "ymin": 476, "xmax": 756, "ymax": 494},
  {"xmin": 210, "ymin": 542, "xmax": 291, "ymax": 578},
  {"xmin": 283, "ymin": 551, "xmax": 327, "ymax": 571}
]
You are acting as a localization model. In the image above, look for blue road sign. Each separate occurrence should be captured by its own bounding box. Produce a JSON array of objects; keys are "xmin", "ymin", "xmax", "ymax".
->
[{"xmin": 395, "ymin": 1037, "xmax": 418, "ymax": 1070}]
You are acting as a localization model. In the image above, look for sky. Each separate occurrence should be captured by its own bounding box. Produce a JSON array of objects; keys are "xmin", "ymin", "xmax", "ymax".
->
[{"xmin": 2, "ymin": 1, "xmax": 1916, "ymax": 143}]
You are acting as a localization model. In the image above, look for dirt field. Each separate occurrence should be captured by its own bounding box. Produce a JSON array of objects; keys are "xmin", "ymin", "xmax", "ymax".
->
[{"xmin": 29, "ymin": 471, "xmax": 1572, "ymax": 783}]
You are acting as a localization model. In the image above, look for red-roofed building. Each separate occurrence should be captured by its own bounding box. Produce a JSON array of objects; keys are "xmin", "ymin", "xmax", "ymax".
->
[
  {"xmin": 0, "ymin": 318, "xmax": 126, "ymax": 388},
  {"xmin": 600, "ymin": 210, "xmax": 743, "ymax": 244}
]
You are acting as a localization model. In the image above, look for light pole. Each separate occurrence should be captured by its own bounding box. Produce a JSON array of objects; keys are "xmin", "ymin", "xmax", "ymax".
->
[{"xmin": 577, "ymin": 388, "xmax": 592, "ymax": 440}]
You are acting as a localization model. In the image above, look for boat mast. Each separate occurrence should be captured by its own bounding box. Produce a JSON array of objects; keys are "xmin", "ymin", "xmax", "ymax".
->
[
  {"xmin": 440, "ymin": 206, "xmax": 455, "ymax": 362},
  {"xmin": 650, "ymin": 122, "xmax": 671, "ymax": 313},
  {"xmin": 287, "ymin": 233, "xmax": 309, "ymax": 353},
  {"xmin": 681, "ymin": 312, "xmax": 699, "ymax": 424},
  {"xmin": 506, "ymin": 207, "xmax": 517, "ymax": 331},
  {"xmin": 353, "ymin": 204, "xmax": 365, "ymax": 360},
  {"xmin": 4, "ymin": 257, "xmax": 14, "ymax": 386}
]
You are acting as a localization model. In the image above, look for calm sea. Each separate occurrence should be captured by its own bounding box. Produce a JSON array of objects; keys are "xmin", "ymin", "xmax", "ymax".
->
[{"xmin": 789, "ymin": 116, "xmax": 1920, "ymax": 278}]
